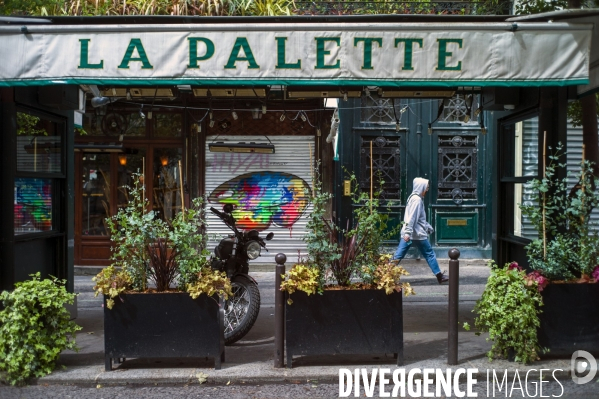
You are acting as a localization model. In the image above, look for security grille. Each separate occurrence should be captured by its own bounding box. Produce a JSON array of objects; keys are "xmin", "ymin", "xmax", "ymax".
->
[
  {"xmin": 360, "ymin": 136, "xmax": 401, "ymax": 200},
  {"xmin": 441, "ymin": 95, "xmax": 478, "ymax": 124},
  {"xmin": 437, "ymin": 134, "xmax": 478, "ymax": 203},
  {"xmin": 360, "ymin": 94, "xmax": 403, "ymax": 124}
]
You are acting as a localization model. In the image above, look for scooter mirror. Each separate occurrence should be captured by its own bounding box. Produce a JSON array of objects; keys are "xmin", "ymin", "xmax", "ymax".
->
[
  {"xmin": 222, "ymin": 203, "xmax": 234, "ymax": 214},
  {"xmin": 266, "ymin": 232, "xmax": 274, "ymax": 241}
]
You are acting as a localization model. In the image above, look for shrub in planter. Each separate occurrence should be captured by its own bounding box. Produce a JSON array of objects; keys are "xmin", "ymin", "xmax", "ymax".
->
[
  {"xmin": 292, "ymin": 168, "xmax": 410, "ymax": 291},
  {"xmin": 92, "ymin": 174, "xmax": 232, "ymax": 370},
  {"xmin": 94, "ymin": 173, "xmax": 232, "ymax": 302},
  {"xmin": 280, "ymin": 169, "xmax": 413, "ymax": 366},
  {"xmin": 473, "ymin": 262, "xmax": 544, "ymax": 364},
  {"xmin": 0, "ymin": 273, "xmax": 81, "ymax": 385}
]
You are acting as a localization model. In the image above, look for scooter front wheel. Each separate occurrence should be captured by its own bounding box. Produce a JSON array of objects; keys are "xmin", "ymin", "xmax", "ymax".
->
[{"xmin": 224, "ymin": 275, "xmax": 260, "ymax": 345}]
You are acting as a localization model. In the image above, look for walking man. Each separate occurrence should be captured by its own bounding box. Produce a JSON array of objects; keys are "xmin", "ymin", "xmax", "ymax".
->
[{"xmin": 393, "ymin": 177, "xmax": 449, "ymax": 284}]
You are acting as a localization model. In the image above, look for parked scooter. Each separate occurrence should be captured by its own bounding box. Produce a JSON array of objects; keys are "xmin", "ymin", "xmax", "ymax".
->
[{"xmin": 209, "ymin": 203, "xmax": 273, "ymax": 345}]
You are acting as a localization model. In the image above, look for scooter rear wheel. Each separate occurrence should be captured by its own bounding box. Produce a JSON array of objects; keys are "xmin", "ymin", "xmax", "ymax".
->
[{"xmin": 224, "ymin": 275, "xmax": 260, "ymax": 345}]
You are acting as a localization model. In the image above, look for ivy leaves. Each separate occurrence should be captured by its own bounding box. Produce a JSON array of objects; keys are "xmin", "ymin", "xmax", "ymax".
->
[
  {"xmin": 0, "ymin": 273, "xmax": 81, "ymax": 385},
  {"xmin": 473, "ymin": 263, "xmax": 543, "ymax": 365}
]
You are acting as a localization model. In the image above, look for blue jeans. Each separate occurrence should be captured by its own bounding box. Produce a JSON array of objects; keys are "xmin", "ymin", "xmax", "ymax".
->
[{"xmin": 392, "ymin": 238, "xmax": 441, "ymax": 275}]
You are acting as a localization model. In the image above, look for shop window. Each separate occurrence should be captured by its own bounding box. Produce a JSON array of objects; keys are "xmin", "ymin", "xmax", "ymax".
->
[
  {"xmin": 154, "ymin": 113, "xmax": 182, "ymax": 137},
  {"xmin": 117, "ymin": 149, "xmax": 147, "ymax": 210},
  {"xmin": 81, "ymin": 154, "xmax": 111, "ymax": 236},
  {"xmin": 14, "ymin": 178, "xmax": 53, "ymax": 235},
  {"xmin": 153, "ymin": 148, "xmax": 183, "ymax": 222},
  {"xmin": 82, "ymin": 110, "xmax": 146, "ymax": 138},
  {"xmin": 501, "ymin": 115, "xmax": 540, "ymax": 239},
  {"xmin": 16, "ymin": 111, "xmax": 62, "ymax": 173}
]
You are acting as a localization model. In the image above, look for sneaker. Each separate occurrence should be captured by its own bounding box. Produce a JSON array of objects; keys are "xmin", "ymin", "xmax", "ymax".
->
[{"xmin": 436, "ymin": 271, "xmax": 449, "ymax": 284}]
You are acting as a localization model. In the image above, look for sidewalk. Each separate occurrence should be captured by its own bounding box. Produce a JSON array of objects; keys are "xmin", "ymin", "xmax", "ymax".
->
[{"xmin": 44, "ymin": 262, "xmax": 576, "ymax": 386}]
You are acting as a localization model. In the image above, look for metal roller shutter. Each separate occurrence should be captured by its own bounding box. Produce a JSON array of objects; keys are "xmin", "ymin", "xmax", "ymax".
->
[
  {"xmin": 205, "ymin": 135, "xmax": 315, "ymax": 264},
  {"xmin": 520, "ymin": 118, "xmax": 599, "ymax": 239}
]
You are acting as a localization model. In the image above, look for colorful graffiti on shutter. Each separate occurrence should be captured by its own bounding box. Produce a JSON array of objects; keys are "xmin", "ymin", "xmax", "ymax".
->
[{"xmin": 208, "ymin": 171, "xmax": 311, "ymax": 231}]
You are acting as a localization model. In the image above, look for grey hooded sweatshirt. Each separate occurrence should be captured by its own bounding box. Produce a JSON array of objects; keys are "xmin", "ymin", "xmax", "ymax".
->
[{"xmin": 401, "ymin": 177, "xmax": 434, "ymax": 240}]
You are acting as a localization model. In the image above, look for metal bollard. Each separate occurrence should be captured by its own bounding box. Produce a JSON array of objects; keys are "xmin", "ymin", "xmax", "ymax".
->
[
  {"xmin": 448, "ymin": 248, "xmax": 460, "ymax": 366},
  {"xmin": 274, "ymin": 253, "xmax": 287, "ymax": 368}
]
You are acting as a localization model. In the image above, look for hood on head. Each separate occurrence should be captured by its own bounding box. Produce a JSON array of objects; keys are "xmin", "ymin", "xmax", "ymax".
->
[{"xmin": 411, "ymin": 177, "xmax": 429, "ymax": 196}]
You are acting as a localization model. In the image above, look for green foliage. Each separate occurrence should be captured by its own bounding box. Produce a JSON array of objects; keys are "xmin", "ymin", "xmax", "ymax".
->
[
  {"xmin": 1, "ymin": 0, "xmax": 293, "ymax": 16},
  {"xmin": 474, "ymin": 262, "xmax": 544, "ymax": 364},
  {"xmin": 568, "ymin": 93, "xmax": 599, "ymax": 128},
  {"xmin": 302, "ymin": 166, "xmax": 399, "ymax": 288},
  {"xmin": 513, "ymin": 0, "xmax": 567, "ymax": 15},
  {"xmin": 101, "ymin": 173, "xmax": 225, "ymax": 302},
  {"xmin": 16, "ymin": 112, "xmax": 47, "ymax": 136},
  {"xmin": 519, "ymin": 144, "xmax": 599, "ymax": 280},
  {"xmin": 0, "ymin": 273, "xmax": 81, "ymax": 385},
  {"xmin": 105, "ymin": 174, "xmax": 211, "ymax": 292},
  {"xmin": 279, "ymin": 264, "xmax": 322, "ymax": 304}
]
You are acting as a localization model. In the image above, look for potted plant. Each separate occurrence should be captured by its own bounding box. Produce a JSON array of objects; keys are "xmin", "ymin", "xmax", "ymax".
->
[
  {"xmin": 472, "ymin": 261, "xmax": 546, "ymax": 364},
  {"xmin": 280, "ymin": 170, "xmax": 414, "ymax": 368},
  {"xmin": 92, "ymin": 174, "xmax": 232, "ymax": 370},
  {"xmin": 518, "ymin": 144, "xmax": 599, "ymax": 356}
]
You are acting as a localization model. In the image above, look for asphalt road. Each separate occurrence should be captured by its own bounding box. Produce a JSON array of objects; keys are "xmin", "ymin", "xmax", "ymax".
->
[{"xmin": 2, "ymin": 378, "xmax": 599, "ymax": 398}]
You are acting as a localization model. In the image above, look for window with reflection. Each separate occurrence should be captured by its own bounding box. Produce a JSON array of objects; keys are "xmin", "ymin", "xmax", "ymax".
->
[
  {"xmin": 117, "ymin": 149, "xmax": 147, "ymax": 210},
  {"xmin": 513, "ymin": 117, "xmax": 539, "ymax": 177},
  {"xmin": 14, "ymin": 178, "xmax": 53, "ymax": 235},
  {"xmin": 502, "ymin": 115, "xmax": 540, "ymax": 239},
  {"xmin": 154, "ymin": 113, "xmax": 182, "ymax": 137},
  {"xmin": 82, "ymin": 110, "xmax": 146, "ymax": 138},
  {"xmin": 153, "ymin": 148, "xmax": 183, "ymax": 222},
  {"xmin": 81, "ymin": 154, "xmax": 111, "ymax": 236},
  {"xmin": 16, "ymin": 111, "xmax": 62, "ymax": 173}
]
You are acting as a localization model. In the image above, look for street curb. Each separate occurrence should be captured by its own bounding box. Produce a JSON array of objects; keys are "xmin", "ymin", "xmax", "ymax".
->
[{"xmin": 36, "ymin": 361, "xmax": 574, "ymax": 386}]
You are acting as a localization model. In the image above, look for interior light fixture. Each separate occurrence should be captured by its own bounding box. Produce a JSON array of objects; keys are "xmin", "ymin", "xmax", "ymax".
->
[
  {"xmin": 139, "ymin": 105, "xmax": 145, "ymax": 119},
  {"xmin": 262, "ymin": 105, "xmax": 267, "ymax": 114},
  {"xmin": 118, "ymin": 155, "xmax": 127, "ymax": 166},
  {"xmin": 208, "ymin": 142, "xmax": 275, "ymax": 154},
  {"xmin": 300, "ymin": 112, "xmax": 307, "ymax": 122},
  {"xmin": 160, "ymin": 155, "xmax": 169, "ymax": 166},
  {"xmin": 280, "ymin": 112, "xmax": 286, "ymax": 122},
  {"xmin": 231, "ymin": 110, "xmax": 238, "ymax": 120}
]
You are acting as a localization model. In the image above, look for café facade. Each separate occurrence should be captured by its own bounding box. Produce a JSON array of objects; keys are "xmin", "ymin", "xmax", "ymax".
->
[{"xmin": 0, "ymin": 10, "xmax": 598, "ymax": 293}]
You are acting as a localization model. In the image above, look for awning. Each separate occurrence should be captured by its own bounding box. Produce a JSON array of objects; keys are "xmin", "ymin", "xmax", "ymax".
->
[
  {"xmin": 508, "ymin": 9, "xmax": 599, "ymax": 97},
  {"xmin": 0, "ymin": 19, "xmax": 593, "ymax": 88}
]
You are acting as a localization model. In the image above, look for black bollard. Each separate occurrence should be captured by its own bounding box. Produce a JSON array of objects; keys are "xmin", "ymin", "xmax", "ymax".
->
[
  {"xmin": 448, "ymin": 248, "xmax": 460, "ymax": 365},
  {"xmin": 274, "ymin": 253, "xmax": 287, "ymax": 368}
]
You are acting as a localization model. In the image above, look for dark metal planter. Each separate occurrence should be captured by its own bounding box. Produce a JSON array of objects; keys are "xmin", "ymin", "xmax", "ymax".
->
[
  {"xmin": 285, "ymin": 289, "xmax": 403, "ymax": 368},
  {"xmin": 538, "ymin": 283, "xmax": 599, "ymax": 357},
  {"xmin": 104, "ymin": 292, "xmax": 224, "ymax": 370}
]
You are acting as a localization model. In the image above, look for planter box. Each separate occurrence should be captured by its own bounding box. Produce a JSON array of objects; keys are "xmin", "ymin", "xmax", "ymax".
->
[
  {"xmin": 538, "ymin": 283, "xmax": 599, "ymax": 357},
  {"xmin": 285, "ymin": 289, "xmax": 403, "ymax": 368},
  {"xmin": 104, "ymin": 292, "xmax": 224, "ymax": 370}
]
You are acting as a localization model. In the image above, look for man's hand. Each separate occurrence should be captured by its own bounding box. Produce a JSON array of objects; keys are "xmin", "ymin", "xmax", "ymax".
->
[{"xmin": 403, "ymin": 234, "xmax": 410, "ymax": 242}]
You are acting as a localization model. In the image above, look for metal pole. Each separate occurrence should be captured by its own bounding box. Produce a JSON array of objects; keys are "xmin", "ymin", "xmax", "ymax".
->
[
  {"xmin": 274, "ymin": 253, "xmax": 287, "ymax": 368},
  {"xmin": 448, "ymin": 248, "xmax": 460, "ymax": 365}
]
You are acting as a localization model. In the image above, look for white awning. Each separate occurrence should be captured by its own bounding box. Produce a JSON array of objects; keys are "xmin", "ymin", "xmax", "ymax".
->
[{"xmin": 0, "ymin": 20, "xmax": 593, "ymax": 88}]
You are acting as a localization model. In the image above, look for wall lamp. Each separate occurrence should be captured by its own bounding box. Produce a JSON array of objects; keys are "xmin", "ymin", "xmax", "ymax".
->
[{"xmin": 209, "ymin": 142, "xmax": 275, "ymax": 154}]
